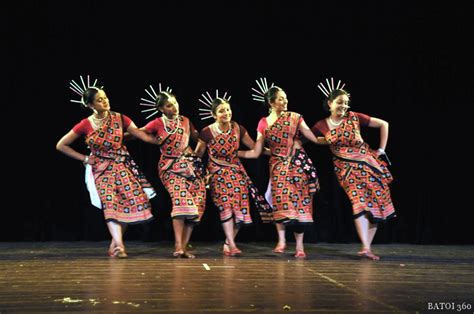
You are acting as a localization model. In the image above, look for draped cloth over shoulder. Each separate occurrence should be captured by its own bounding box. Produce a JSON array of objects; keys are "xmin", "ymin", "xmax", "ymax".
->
[
  {"xmin": 85, "ymin": 112, "xmax": 155, "ymax": 224},
  {"xmin": 150, "ymin": 116, "xmax": 206, "ymax": 223},
  {"xmin": 261, "ymin": 112, "xmax": 320, "ymax": 225},
  {"xmin": 203, "ymin": 122, "xmax": 272, "ymax": 225},
  {"xmin": 320, "ymin": 111, "xmax": 395, "ymax": 222}
]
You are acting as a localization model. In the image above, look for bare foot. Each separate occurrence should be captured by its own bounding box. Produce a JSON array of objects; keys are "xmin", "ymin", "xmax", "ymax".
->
[
  {"xmin": 273, "ymin": 243, "xmax": 286, "ymax": 253},
  {"xmin": 357, "ymin": 250, "xmax": 380, "ymax": 261},
  {"xmin": 173, "ymin": 250, "xmax": 184, "ymax": 258},
  {"xmin": 182, "ymin": 252, "xmax": 195, "ymax": 259}
]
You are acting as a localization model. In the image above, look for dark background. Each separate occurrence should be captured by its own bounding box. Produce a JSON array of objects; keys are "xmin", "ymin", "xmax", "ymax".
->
[{"xmin": 5, "ymin": 1, "xmax": 471, "ymax": 244}]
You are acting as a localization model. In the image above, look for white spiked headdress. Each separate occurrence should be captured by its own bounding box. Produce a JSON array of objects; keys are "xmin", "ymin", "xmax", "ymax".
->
[
  {"xmin": 317, "ymin": 77, "xmax": 346, "ymax": 98},
  {"xmin": 139, "ymin": 83, "xmax": 173, "ymax": 119},
  {"xmin": 69, "ymin": 75, "xmax": 103, "ymax": 106},
  {"xmin": 251, "ymin": 77, "xmax": 274, "ymax": 103},
  {"xmin": 197, "ymin": 90, "xmax": 232, "ymax": 121}
]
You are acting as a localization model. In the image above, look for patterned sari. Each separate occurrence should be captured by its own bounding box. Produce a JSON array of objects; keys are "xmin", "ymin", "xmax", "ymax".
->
[
  {"xmin": 152, "ymin": 116, "xmax": 206, "ymax": 222},
  {"xmin": 323, "ymin": 111, "xmax": 395, "ymax": 222},
  {"xmin": 86, "ymin": 112, "xmax": 154, "ymax": 224},
  {"xmin": 262, "ymin": 112, "xmax": 319, "ymax": 224},
  {"xmin": 204, "ymin": 122, "xmax": 271, "ymax": 225}
]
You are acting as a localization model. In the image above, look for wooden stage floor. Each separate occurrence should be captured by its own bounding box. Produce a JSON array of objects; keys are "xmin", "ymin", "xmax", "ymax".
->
[{"xmin": 1, "ymin": 242, "xmax": 473, "ymax": 312}]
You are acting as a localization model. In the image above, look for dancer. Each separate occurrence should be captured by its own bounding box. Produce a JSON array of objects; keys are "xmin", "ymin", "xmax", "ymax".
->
[
  {"xmin": 56, "ymin": 76, "xmax": 158, "ymax": 258},
  {"xmin": 139, "ymin": 85, "xmax": 206, "ymax": 258},
  {"xmin": 239, "ymin": 78, "xmax": 326, "ymax": 258},
  {"xmin": 194, "ymin": 92, "xmax": 271, "ymax": 256},
  {"xmin": 311, "ymin": 78, "xmax": 395, "ymax": 260}
]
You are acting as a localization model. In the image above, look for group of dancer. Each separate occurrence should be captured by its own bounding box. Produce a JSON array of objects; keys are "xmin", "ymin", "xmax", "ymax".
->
[{"xmin": 56, "ymin": 76, "xmax": 395, "ymax": 261}]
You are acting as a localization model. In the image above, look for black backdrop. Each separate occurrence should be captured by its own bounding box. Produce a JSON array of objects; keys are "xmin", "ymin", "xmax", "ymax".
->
[{"xmin": 5, "ymin": 1, "xmax": 471, "ymax": 244}]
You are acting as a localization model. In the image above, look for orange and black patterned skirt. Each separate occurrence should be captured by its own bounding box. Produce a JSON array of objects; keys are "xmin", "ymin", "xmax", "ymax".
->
[
  {"xmin": 159, "ymin": 155, "xmax": 206, "ymax": 223},
  {"xmin": 334, "ymin": 155, "xmax": 395, "ymax": 223},
  {"xmin": 94, "ymin": 157, "xmax": 154, "ymax": 224},
  {"xmin": 270, "ymin": 149, "xmax": 319, "ymax": 225}
]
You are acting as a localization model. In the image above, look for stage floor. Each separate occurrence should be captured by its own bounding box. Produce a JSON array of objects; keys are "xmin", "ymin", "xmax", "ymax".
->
[{"xmin": 1, "ymin": 242, "xmax": 473, "ymax": 312}]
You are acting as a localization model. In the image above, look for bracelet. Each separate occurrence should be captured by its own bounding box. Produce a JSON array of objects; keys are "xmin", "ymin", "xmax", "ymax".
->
[
  {"xmin": 83, "ymin": 155, "xmax": 89, "ymax": 165},
  {"xmin": 377, "ymin": 148, "xmax": 385, "ymax": 154}
]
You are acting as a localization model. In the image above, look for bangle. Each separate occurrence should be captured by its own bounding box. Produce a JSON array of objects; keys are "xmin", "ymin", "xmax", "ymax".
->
[
  {"xmin": 377, "ymin": 148, "xmax": 385, "ymax": 154},
  {"xmin": 83, "ymin": 155, "xmax": 89, "ymax": 165}
]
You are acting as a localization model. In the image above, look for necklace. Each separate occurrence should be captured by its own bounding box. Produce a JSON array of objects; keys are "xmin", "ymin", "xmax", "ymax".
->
[
  {"xmin": 216, "ymin": 123, "xmax": 232, "ymax": 135},
  {"xmin": 91, "ymin": 112, "xmax": 108, "ymax": 128},
  {"xmin": 328, "ymin": 116, "xmax": 343, "ymax": 126},
  {"xmin": 163, "ymin": 115, "xmax": 180, "ymax": 135}
]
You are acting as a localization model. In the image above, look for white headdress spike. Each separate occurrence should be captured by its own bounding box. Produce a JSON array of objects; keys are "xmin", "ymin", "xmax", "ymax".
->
[
  {"xmin": 201, "ymin": 93, "xmax": 213, "ymax": 106},
  {"xmin": 145, "ymin": 89, "xmax": 156, "ymax": 101},
  {"xmin": 69, "ymin": 86, "xmax": 83, "ymax": 96},
  {"xmin": 70, "ymin": 80, "xmax": 84, "ymax": 94},
  {"xmin": 197, "ymin": 90, "xmax": 232, "ymax": 121},
  {"xmin": 317, "ymin": 85, "xmax": 329, "ymax": 97},
  {"xmin": 69, "ymin": 75, "xmax": 102, "ymax": 106},
  {"xmin": 149, "ymin": 85, "xmax": 158, "ymax": 98},
  {"xmin": 325, "ymin": 78, "xmax": 331, "ymax": 92},
  {"xmin": 80, "ymin": 75, "xmax": 87, "ymax": 92},
  {"xmin": 206, "ymin": 92, "xmax": 213, "ymax": 103},
  {"xmin": 139, "ymin": 83, "xmax": 173, "ymax": 119},
  {"xmin": 317, "ymin": 77, "xmax": 346, "ymax": 98},
  {"xmin": 255, "ymin": 79, "xmax": 265, "ymax": 95},
  {"xmin": 140, "ymin": 99, "xmax": 156, "ymax": 105},
  {"xmin": 251, "ymin": 77, "xmax": 275, "ymax": 103},
  {"xmin": 198, "ymin": 98, "xmax": 212, "ymax": 108},
  {"xmin": 145, "ymin": 110, "xmax": 160, "ymax": 120},
  {"xmin": 251, "ymin": 87, "xmax": 264, "ymax": 96},
  {"xmin": 318, "ymin": 82, "xmax": 330, "ymax": 96},
  {"xmin": 69, "ymin": 84, "xmax": 83, "ymax": 96},
  {"xmin": 141, "ymin": 108, "xmax": 158, "ymax": 112}
]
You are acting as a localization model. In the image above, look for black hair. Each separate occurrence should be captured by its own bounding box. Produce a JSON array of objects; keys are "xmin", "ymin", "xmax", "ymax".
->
[
  {"xmin": 263, "ymin": 86, "xmax": 284, "ymax": 108},
  {"xmin": 82, "ymin": 87, "xmax": 101, "ymax": 106},
  {"xmin": 210, "ymin": 97, "xmax": 231, "ymax": 116},
  {"xmin": 155, "ymin": 91, "xmax": 176, "ymax": 108},
  {"xmin": 322, "ymin": 89, "xmax": 350, "ymax": 114}
]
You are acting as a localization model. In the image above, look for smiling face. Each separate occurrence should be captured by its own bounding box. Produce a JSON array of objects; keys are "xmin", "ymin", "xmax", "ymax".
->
[
  {"xmin": 328, "ymin": 94, "xmax": 350, "ymax": 118},
  {"xmin": 213, "ymin": 102, "xmax": 232, "ymax": 124},
  {"xmin": 269, "ymin": 90, "xmax": 288, "ymax": 113}
]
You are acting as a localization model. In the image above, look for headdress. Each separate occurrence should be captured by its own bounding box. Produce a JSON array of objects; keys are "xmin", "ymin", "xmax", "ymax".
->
[
  {"xmin": 197, "ymin": 90, "xmax": 232, "ymax": 120},
  {"xmin": 139, "ymin": 83, "xmax": 173, "ymax": 119},
  {"xmin": 69, "ymin": 75, "xmax": 102, "ymax": 106},
  {"xmin": 251, "ymin": 77, "xmax": 274, "ymax": 103},
  {"xmin": 317, "ymin": 77, "xmax": 346, "ymax": 98}
]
